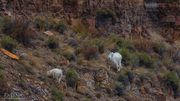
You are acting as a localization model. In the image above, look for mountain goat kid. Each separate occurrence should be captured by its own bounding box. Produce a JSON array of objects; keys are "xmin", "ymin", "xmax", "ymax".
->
[
  {"xmin": 107, "ymin": 52, "xmax": 123, "ymax": 71},
  {"xmin": 47, "ymin": 68, "xmax": 63, "ymax": 83}
]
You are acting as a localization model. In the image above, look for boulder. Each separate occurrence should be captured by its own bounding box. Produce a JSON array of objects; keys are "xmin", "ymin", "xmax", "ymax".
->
[{"xmin": 44, "ymin": 31, "xmax": 54, "ymax": 36}]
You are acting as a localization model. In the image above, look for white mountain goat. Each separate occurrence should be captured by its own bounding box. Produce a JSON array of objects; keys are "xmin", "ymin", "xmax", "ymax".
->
[
  {"xmin": 47, "ymin": 68, "xmax": 63, "ymax": 83},
  {"xmin": 107, "ymin": 52, "xmax": 123, "ymax": 71}
]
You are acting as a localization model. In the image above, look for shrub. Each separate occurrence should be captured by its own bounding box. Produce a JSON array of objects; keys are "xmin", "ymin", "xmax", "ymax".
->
[
  {"xmin": 2, "ymin": 18, "xmax": 34, "ymax": 45},
  {"xmin": 34, "ymin": 17, "xmax": 53, "ymax": 30},
  {"xmin": 115, "ymin": 82, "xmax": 125, "ymax": 96},
  {"xmin": 136, "ymin": 52, "xmax": 157, "ymax": 68},
  {"xmin": 96, "ymin": 8, "xmax": 116, "ymax": 27},
  {"xmin": 118, "ymin": 74, "xmax": 129, "ymax": 85},
  {"xmin": 165, "ymin": 71, "xmax": 180, "ymax": 97},
  {"xmin": 130, "ymin": 53, "xmax": 142, "ymax": 67},
  {"xmin": 119, "ymin": 48, "xmax": 132, "ymax": 66},
  {"xmin": 50, "ymin": 86, "xmax": 64, "ymax": 101},
  {"xmin": 2, "ymin": 17, "xmax": 14, "ymax": 34},
  {"xmin": 162, "ymin": 58, "xmax": 174, "ymax": 68},
  {"xmin": 96, "ymin": 39, "xmax": 105, "ymax": 54},
  {"xmin": 0, "ymin": 64, "xmax": 4, "ymax": 70},
  {"xmin": 67, "ymin": 39, "xmax": 78, "ymax": 47},
  {"xmin": 82, "ymin": 39, "xmax": 101, "ymax": 60},
  {"xmin": 47, "ymin": 36, "xmax": 59, "ymax": 49},
  {"xmin": 54, "ymin": 22, "xmax": 67, "ymax": 34},
  {"xmin": 66, "ymin": 68, "xmax": 78, "ymax": 88},
  {"xmin": 127, "ymin": 71, "xmax": 135, "ymax": 83},
  {"xmin": 116, "ymin": 39, "xmax": 135, "ymax": 51},
  {"xmin": 73, "ymin": 22, "xmax": 89, "ymax": 36},
  {"xmin": 62, "ymin": 50, "xmax": 77, "ymax": 61},
  {"xmin": 133, "ymin": 39, "xmax": 153, "ymax": 52},
  {"xmin": 0, "ymin": 36, "xmax": 17, "ymax": 51},
  {"xmin": 63, "ymin": 0, "xmax": 78, "ymax": 6},
  {"xmin": 83, "ymin": 46, "xmax": 99, "ymax": 60},
  {"xmin": 153, "ymin": 42, "xmax": 166, "ymax": 55}
]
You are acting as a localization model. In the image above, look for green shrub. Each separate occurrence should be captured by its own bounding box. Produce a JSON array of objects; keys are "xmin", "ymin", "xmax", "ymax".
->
[
  {"xmin": 62, "ymin": 51, "xmax": 76, "ymax": 61},
  {"xmin": 116, "ymin": 39, "xmax": 135, "ymax": 51},
  {"xmin": 119, "ymin": 48, "xmax": 132, "ymax": 65},
  {"xmin": 47, "ymin": 36, "xmax": 59, "ymax": 49},
  {"xmin": 136, "ymin": 52, "xmax": 157, "ymax": 68},
  {"xmin": 118, "ymin": 74, "xmax": 129, "ymax": 85},
  {"xmin": 153, "ymin": 42, "xmax": 166, "ymax": 55},
  {"xmin": 162, "ymin": 58, "xmax": 174, "ymax": 68},
  {"xmin": 0, "ymin": 64, "xmax": 4, "ymax": 70},
  {"xmin": 0, "ymin": 36, "xmax": 17, "ymax": 51},
  {"xmin": 83, "ymin": 98, "xmax": 91, "ymax": 101},
  {"xmin": 51, "ymin": 86, "xmax": 64, "ymax": 101},
  {"xmin": 165, "ymin": 71, "xmax": 179, "ymax": 87},
  {"xmin": 96, "ymin": 39, "xmax": 105, "ymax": 54},
  {"xmin": 165, "ymin": 71, "xmax": 180, "ymax": 97},
  {"xmin": 66, "ymin": 68, "xmax": 78, "ymax": 88},
  {"xmin": 129, "ymin": 53, "xmax": 140, "ymax": 67},
  {"xmin": 115, "ymin": 82, "xmax": 125, "ymax": 96},
  {"xmin": 34, "ymin": 17, "xmax": 53, "ymax": 30},
  {"xmin": 54, "ymin": 22, "xmax": 67, "ymax": 34}
]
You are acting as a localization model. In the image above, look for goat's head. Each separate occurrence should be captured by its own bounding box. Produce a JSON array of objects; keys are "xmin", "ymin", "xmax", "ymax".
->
[
  {"xmin": 108, "ymin": 52, "xmax": 114, "ymax": 60},
  {"xmin": 47, "ymin": 71, "xmax": 51, "ymax": 76}
]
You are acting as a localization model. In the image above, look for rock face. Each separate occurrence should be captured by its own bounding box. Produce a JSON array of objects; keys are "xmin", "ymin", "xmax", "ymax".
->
[
  {"xmin": 95, "ymin": 69, "xmax": 109, "ymax": 88},
  {"xmin": 0, "ymin": 0, "xmax": 179, "ymax": 101},
  {"xmin": 76, "ymin": 79, "xmax": 89, "ymax": 95}
]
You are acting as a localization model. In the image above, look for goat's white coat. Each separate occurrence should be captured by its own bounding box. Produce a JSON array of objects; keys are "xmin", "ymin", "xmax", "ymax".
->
[
  {"xmin": 107, "ymin": 52, "xmax": 122, "ymax": 71},
  {"xmin": 47, "ymin": 68, "xmax": 63, "ymax": 83}
]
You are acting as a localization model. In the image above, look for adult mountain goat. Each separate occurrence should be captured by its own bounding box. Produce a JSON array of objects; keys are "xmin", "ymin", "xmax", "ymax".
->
[
  {"xmin": 107, "ymin": 52, "xmax": 123, "ymax": 71},
  {"xmin": 47, "ymin": 68, "xmax": 63, "ymax": 83}
]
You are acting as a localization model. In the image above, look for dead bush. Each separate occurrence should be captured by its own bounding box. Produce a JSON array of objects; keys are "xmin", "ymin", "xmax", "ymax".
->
[
  {"xmin": 81, "ymin": 39, "xmax": 102, "ymax": 60},
  {"xmin": 133, "ymin": 39, "xmax": 153, "ymax": 52},
  {"xmin": 2, "ymin": 18, "xmax": 35, "ymax": 45},
  {"xmin": 83, "ymin": 46, "xmax": 99, "ymax": 60}
]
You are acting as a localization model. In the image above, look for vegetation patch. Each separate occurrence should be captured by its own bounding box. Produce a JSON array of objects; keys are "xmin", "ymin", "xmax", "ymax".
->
[
  {"xmin": 82, "ymin": 39, "xmax": 101, "ymax": 60},
  {"xmin": 50, "ymin": 86, "xmax": 64, "ymax": 101},
  {"xmin": 54, "ymin": 22, "xmax": 67, "ymax": 34},
  {"xmin": 136, "ymin": 52, "xmax": 157, "ymax": 69},
  {"xmin": 66, "ymin": 68, "xmax": 78, "ymax": 88},
  {"xmin": 153, "ymin": 42, "xmax": 166, "ymax": 55},
  {"xmin": 2, "ymin": 18, "xmax": 34, "ymax": 45},
  {"xmin": 46, "ymin": 36, "xmax": 59, "ymax": 49},
  {"xmin": 96, "ymin": 8, "xmax": 116, "ymax": 27},
  {"xmin": 116, "ymin": 38, "xmax": 135, "ymax": 51},
  {"xmin": 115, "ymin": 82, "xmax": 125, "ymax": 96},
  {"xmin": 165, "ymin": 71, "xmax": 180, "ymax": 97},
  {"xmin": 0, "ymin": 36, "xmax": 17, "ymax": 51}
]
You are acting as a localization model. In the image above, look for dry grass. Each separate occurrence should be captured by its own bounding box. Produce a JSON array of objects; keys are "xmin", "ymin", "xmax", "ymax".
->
[{"xmin": 133, "ymin": 38, "xmax": 153, "ymax": 52}]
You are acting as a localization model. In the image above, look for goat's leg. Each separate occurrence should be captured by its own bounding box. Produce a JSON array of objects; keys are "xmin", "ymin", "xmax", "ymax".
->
[
  {"xmin": 116, "ymin": 64, "xmax": 120, "ymax": 72},
  {"xmin": 118, "ymin": 60, "xmax": 123, "ymax": 68},
  {"xmin": 58, "ymin": 75, "xmax": 62, "ymax": 83},
  {"xmin": 108, "ymin": 65, "xmax": 111, "ymax": 71}
]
